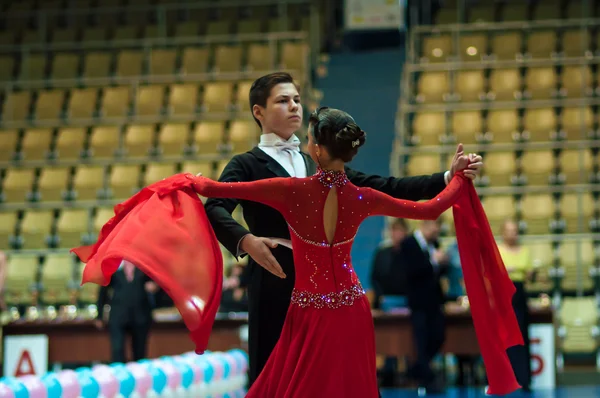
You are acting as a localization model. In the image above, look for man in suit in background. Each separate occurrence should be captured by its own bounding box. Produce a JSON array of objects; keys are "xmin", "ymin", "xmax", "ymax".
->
[
  {"xmin": 94, "ymin": 259, "xmax": 159, "ymax": 363},
  {"xmin": 371, "ymin": 218, "xmax": 410, "ymax": 310},
  {"xmin": 370, "ymin": 218, "xmax": 410, "ymax": 387},
  {"xmin": 403, "ymin": 218, "xmax": 449, "ymax": 394},
  {"xmin": 204, "ymin": 72, "xmax": 483, "ymax": 385}
]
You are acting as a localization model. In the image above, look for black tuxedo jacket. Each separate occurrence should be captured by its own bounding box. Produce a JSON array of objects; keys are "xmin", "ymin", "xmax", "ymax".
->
[
  {"xmin": 96, "ymin": 267, "xmax": 154, "ymax": 326},
  {"xmin": 370, "ymin": 245, "xmax": 407, "ymax": 309},
  {"xmin": 204, "ymin": 146, "xmax": 446, "ymax": 382},
  {"xmin": 401, "ymin": 235, "xmax": 447, "ymax": 311}
]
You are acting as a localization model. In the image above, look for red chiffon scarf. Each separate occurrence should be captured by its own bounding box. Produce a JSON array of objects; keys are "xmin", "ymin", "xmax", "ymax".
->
[
  {"xmin": 71, "ymin": 174, "xmax": 223, "ymax": 354},
  {"xmin": 453, "ymin": 180, "xmax": 524, "ymax": 395}
]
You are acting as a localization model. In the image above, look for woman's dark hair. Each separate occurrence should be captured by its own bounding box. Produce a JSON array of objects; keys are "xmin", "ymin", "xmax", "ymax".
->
[{"xmin": 308, "ymin": 106, "xmax": 366, "ymax": 162}]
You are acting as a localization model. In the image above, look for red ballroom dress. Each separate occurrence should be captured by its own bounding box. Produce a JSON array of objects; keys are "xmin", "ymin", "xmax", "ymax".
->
[{"xmin": 73, "ymin": 169, "xmax": 524, "ymax": 397}]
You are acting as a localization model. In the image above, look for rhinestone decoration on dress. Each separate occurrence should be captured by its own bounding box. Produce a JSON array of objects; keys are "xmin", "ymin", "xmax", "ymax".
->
[
  {"xmin": 316, "ymin": 168, "xmax": 349, "ymax": 188},
  {"xmin": 291, "ymin": 283, "xmax": 366, "ymax": 309}
]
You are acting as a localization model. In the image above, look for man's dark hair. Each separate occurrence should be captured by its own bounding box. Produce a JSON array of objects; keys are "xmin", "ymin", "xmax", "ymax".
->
[{"xmin": 249, "ymin": 72, "xmax": 299, "ymax": 128}]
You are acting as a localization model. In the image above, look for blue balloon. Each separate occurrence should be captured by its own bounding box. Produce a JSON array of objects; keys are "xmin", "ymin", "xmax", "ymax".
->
[
  {"xmin": 173, "ymin": 362, "xmax": 193, "ymax": 389},
  {"xmin": 42, "ymin": 373, "xmax": 63, "ymax": 398},
  {"xmin": 199, "ymin": 357, "xmax": 214, "ymax": 383},
  {"xmin": 220, "ymin": 356, "xmax": 231, "ymax": 379},
  {"xmin": 3, "ymin": 378, "xmax": 29, "ymax": 398},
  {"xmin": 114, "ymin": 367, "xmax": 135, "ymax": 397},
  {"xmin": 76, "ymin": 370, "xmax": 100, "ymax": 398},
  {"xmin": 75, "ymin": 367, "xmax": 91, "ymax": 374},
  {"xmin": 145, "ymin": 365, "xmax": 167, "ymax": 394}
]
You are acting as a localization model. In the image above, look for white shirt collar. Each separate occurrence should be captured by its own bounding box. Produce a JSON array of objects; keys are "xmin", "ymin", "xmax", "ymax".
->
[{"xmin": 258, "ymin": 133, "xmax": 300, "ymax": 147}]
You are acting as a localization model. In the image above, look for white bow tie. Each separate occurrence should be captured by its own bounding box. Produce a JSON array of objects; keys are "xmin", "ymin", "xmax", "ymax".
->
[{"xmin": 263, "ymin": 141, "xmax": 300, "ymax": 152}]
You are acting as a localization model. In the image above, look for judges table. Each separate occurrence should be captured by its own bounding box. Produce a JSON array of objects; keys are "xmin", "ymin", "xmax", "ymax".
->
[{"xmin": 3, "ymin": 306, "xmax": 553, "ymax": 364}]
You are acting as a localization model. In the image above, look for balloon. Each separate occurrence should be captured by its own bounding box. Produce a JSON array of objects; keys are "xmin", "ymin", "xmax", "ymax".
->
[
  {"xmin": 139, "ymin": 362, "xmax": 166, "ymax": 394},
  {"xmin": 113, "ymin": 367, "xmax": 135, "ymax": 398},
  {"xmin": 20, "ymin": 375, "xmax": 47, "ymax": 398},
  {"xmin": 55, "ymin": 370, "xmax": 81, "ymax": 398},
  {"xmin": 125, "ymin": 363, "xmax": 152, "ymax": 396},
  {"xmin": 204, "ymin": 355, "xmax": 224, "ymax": 381},
  {"xmin": 219, "ymin": 354, "xmax": 231, "ymax": 379},
  {"xmin": 175, "ymin": 357, "xmax": 202, "ymax": 384},
  {"xmin": 173, "ymin": 362, "xmax": 193, "ymax": 390},
  {"xmin": 154, "ymin": 360, "xmax": 181, "ymax": 391},
  {"xmin": 0, "ymin": 381, "xmax": 15, "ymax": 398},
  {"xmin": 2, "ymin": 378, "xmax": 27, "ymax": 398},
  {"xmin": 229, "ymin": 349, "xmax": 249, "ymax": 372},
  {"xmin": 41, "ymin": 374, "xmax": 62, "ymax": 398},
  {"xmin": 198, "ymin": 357, "xmax": 214, "ymax": 384},
  {"xmin": 223, "ymin": 354, "xmax": 238, "ymax": 376},
  {"xmin": 91, "ymin": 366, "xmax": 119, "ymax": 398},
  {"xmin": 75, "ymin": 369, "xmax": 100, "ymax": 398}
]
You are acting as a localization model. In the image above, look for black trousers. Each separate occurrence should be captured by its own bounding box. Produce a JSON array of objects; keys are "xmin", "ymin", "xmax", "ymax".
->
[
  {"xmin": 507, "ymin": 281, "xmax": 532, "ymax": 390},
  {"xmin": 108, "ymin": 321, "xmax": 150, "ymax": 363},
  {"xmin": 410, "ymin": 307, "xmax": 445, "ymax": 384}
]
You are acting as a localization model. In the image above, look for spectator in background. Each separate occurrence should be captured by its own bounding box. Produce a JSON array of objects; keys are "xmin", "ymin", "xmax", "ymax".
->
[
  {"xmin": 370, "ymin": 218, "xmax": 410, "ymax": 309},
  {"xmin": 403, "ymin": 218, "xmax": 449, "ymax": 394},
  {"xmin": 0, "ymin": 250, "xmax": 6, "ymax": 311},
  {"xmin": 369, "ymin": 218, "xmax": 410, "ymax": 387},
  {"xmin": 498, "ymin": 220, "xmax": 533, "ymax": 392},
  {"xmin": 220, "ymin": 264, "xmax": 249, "ymax": 313},
  {"xmin": 446, "ymin": 240, "xmax": 480, "ymax": 387},
  {"xmin": 94, "ymin": 259, "xmax": 159, "ymax": 363}
]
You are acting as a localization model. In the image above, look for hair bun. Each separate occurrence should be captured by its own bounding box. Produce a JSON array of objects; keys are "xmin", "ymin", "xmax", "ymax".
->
[{"xmin": 335, "ymin": 123, "xmax": 366, "ymax": 149}]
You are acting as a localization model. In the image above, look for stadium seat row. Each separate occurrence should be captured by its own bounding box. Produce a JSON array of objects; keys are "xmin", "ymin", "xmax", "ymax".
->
[
  {"xmin": 1, "ymin": 83, "xmax": 269, "ymax": 123},
  {"xmin": 434, "ymin": 0, "xmax": 598, "ymax": 24},
  {"xmin": 0, "ymin": 160, "xmax": 230, "ymax": 203},
  {"xmin": 0, "ymin": 121, "xmax": 260, "ymax": 163},
  {"xmin": 0, "ymin": 43, "xmax": 307, "ymax": 82},
  {"xmin": 406, "ymin": 150, "xmax": 598, "ymax": 186},
  {"xmin": 415, "ymin": 66, "xmax": 599, "ymax": 103},
  {"xmin": 420, "ymin": 30, "xmax": 599, "ymax": 62},
  {"xmin": 409, "ymin": 107, "xmax": 599, "ymax": 144}
]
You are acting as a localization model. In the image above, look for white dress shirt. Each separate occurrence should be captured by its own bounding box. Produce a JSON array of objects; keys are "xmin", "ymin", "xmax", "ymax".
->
[
  {"xmin": 414, "ymin": 229, "xmax": 439, "ymax": 271},
  {"xmin": 257, "ymin": 133, "xmax": 307, "ymax": 178}
]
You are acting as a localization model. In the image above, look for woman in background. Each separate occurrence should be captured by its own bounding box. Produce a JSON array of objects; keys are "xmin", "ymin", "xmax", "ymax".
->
[{"xmin": 498, "ymin": 219, "xmax": 533, "ymax": 392}]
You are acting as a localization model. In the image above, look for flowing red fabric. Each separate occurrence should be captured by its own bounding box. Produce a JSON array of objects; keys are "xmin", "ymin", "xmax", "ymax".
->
[
  {"xmin": 71, "ymin": 175, "xmax": 223, "ymax": 354},
  {"xmin": 453, "ymin": 181, "xmax": 524, "ymax": 396}
]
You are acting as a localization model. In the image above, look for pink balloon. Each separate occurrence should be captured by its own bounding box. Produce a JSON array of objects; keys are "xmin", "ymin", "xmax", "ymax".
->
[
  {"xmin": 225, "ymin": 354, "xmax": 238, "ymax": 375},
  {"xmin": 205, "ymin": 356, "xmax": 224, "ymax": 381},
  {"xmin": 56, "ymin": 370, "xmax": 81, "ymax": 398},
  {"xmin": 0, "ymin": 382, "xmax": 15, "ymax": 398},
  {"xmin": 92, "ymin": 367, "xmax": 119, "ymax": 398},
  {"xmin": 154, "ymin": 360, "xmax": 181, "ymax": 390},
  {"xmin": 126, "ymin": 363, "xmax": 152, "ymax": 395},
  {"xmin": 19, "ymin": 375, "xmax": 47, "ymax": 398}
]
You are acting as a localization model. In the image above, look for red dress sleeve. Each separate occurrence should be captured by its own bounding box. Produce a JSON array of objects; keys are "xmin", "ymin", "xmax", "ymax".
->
[
  {"xmin": 366, "ymin": 172, "xmax": 466, "ymax": 219},
  {"xmin": 366, "ymin": 172, "xmax": 524, "ymax": 396},
  {"xmin": 190, "ymin": 175, "xmax": 290, "ymax": 213},
  {"xmin": 71, "ymin": 173, "xmax": 223, "ymax": 355}
]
